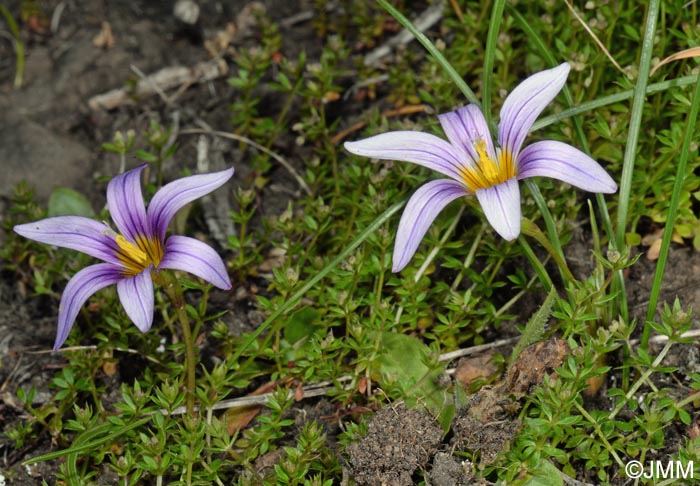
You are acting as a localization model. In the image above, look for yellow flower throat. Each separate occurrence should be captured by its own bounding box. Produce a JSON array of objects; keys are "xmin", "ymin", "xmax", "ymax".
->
[
  {"xmin": 115, "ymin": 234, "xmax": 163, "ymax": 276},
  {"xmin": 460, "ymin": 139, "xmax": 516, "ymax": 191}
]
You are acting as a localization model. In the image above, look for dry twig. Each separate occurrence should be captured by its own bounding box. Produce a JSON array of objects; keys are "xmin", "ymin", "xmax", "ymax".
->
[
  {"xmin": 331, "ymin": 104, "xmax": 428, "ymax": 144},
  {"xmin": 563, "ymin": 0, "xmax": 625, "ymax": 75},
  {"xmin": 88, "ymin": 59, "xmax": 228, "ymax": 111},
  {"xmin": 180, "ymin": 126, "xmax": 311, "ymax": 196},
  {"xmin": 364, "ymin": 0, "xmax": 445, "ymax": 66}
]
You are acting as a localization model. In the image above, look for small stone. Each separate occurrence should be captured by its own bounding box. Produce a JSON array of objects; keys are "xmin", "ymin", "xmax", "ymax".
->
[
  {"xmin": 0, "ymin": 113, "xmax": 92, "ymax": 201},
  {"xmin": 174, "ymin": 0, "xmax": 200, "ymax": 25}
]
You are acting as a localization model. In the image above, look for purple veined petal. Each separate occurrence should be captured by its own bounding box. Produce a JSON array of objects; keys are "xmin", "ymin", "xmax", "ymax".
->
[
  {"xmin": 107, "ymin": 164, "xmax": 149, "ymax": 242},
  {"xmin": 344, "ymin": 131, "xmax": 467, "ymax": 181},
  {"xmin": 158, "ymin": 235, "xmax": 232, "ymax": 290},
  {"xmin": 393, "ymin": 179, "xmax": 469, "ymax": 272},
  {"xmin": 55, "ymin": 263, "xmax": 123, "ymax": 350},
  {"xmin": 517, "ymin": 140, "xmax": 618, "ymax": 193},
  {"xmin": 498, "ymin": 63, "xmax": 571, "ymax": 160},
  {"xmin": 14, "ymin": 216, "xmax": 122, "ymax": 266},
  {"xmin": 475, "ymin": 178, "xmax": 521, "ymax": 241},
  {"xmin": 117, "ymin": 267, "xmax": 154, "ymax": 333},
  {"xmin": 438, "ymin": 105, "xmax": 496, "ymax": 167},
  {"xmin": 148, "ymin": 168, "xmax": 234, "ymax": 241}
]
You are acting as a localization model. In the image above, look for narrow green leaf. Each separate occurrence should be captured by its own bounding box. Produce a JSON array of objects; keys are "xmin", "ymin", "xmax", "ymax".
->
[
  {"xmin": 231, "ymin": 198, "xmax": 407, "ymax": 362},
  {"xmin": 532, "ymin": 74, "xmax": 699, "ymax": 132},
  {"xmin": 643, "ymin": 71, "xmax": 700, "ymax": 346},
  {"xmin": 482, "ymin": 0, "xmax": 505, "ymax": 129},
  {"xmin": 23, "ymin": 416, "xmax": 152, "ymax": 465},
  {"xmin": 376, "ymin": 0, "xmax": 479, "ymax": 106},
  {"xmin": 615, "ymin": 0, "xmax": 660, "ymax": 248}
]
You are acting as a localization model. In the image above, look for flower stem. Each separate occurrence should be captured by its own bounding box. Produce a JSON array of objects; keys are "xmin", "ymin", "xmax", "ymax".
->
[
  {"xmin": 524, "ymin": 180, "xmax": 565, "ymax": 266},
  {"xmin": 518, "ymin": 235, "xmax": 553, "ymax": 293},
  {"xmin": 521, "ymin": 217, "xmax": 575, "ymax": 282},
  {"xmin": 159, "ymin": 271, "xmax": 197, "ymax": 416}
]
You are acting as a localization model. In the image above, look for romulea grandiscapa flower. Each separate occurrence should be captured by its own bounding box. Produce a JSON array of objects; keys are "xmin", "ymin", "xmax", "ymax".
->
[
  {"xmin": 345, "ymin": 63, "xmax": 617, "ymax": 272},
  {"xmin": 14, "ymin": 164, "xmax": 234, "ymax": 349}
]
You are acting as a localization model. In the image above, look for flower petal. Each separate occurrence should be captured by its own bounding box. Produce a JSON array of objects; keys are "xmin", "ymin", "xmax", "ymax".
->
[
  {"xmin": 55, "ymin": 263, "xmax": 122, "ymax": 350},
  {"xmin": 158, "ymin": 235, "xmax": 232, "ymax": 290},
  {"xmin": 117, "ymin": 267, "xmax": 154, "ymax": 332},
  {"xmin": 498, "ymin": 63, "xmax": 570, "ymax": 159},
  {"xmin": 475, "ymin": 178, "xmax": 521, "ymax": 241},
  {"xmin": 148, "ymin": 168, "xmax": 234, "ymax": 241},
  {"xmin": 344, "ymin": 131, "xmax": 466, "ymax": 181},
  {"xmin": 393, "ymin": 179, "xmax": 469, "ymax": 272},
  {"xmin": 517, "ymin": 140, "xmax": 618, "ymax": 193},
  {"xmin": 107, "ymin": 164, "xmax": 149, "ymax": 242},
  {"xmin": 438, "ymin": 105, "xmax": 496, "ymax": 166},
  {"xmin": 14, "ymin": 216, "xmax": 122, "ymax": 265}
]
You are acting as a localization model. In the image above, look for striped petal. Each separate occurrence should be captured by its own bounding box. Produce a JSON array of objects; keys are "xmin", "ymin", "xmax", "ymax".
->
[
  {"xmin": 393, "ymin": 179, "xmax": 468, "ymax": 272},
  {"xmin": 55, "ymin": 263, "xmax": 123, "ymax": 350},
  {"xmin": 159, "ymin": 236, "xmax": 232, "ymax": 289},
  {"xmin": 344, "ymin": 131, "xmax": 466, "ymax": 181},
  {"xmin": 438, "ymin": 105, "xmax": 496, "ymax": 167},
  {"xmin": 117, "ymin": 267, "xmax": 154, "ymax": 332},
  {"xmin": 14, "ymin": 216, "xmax": 122, "ymax": 266},
  {"xmin": 475, "ymin": 178, "xmax": 521, "ymax": 241},
  {"xmin": 107, "ymin": 164, "xmax": 149, "ymax": 242},
  {"xmin": 498, "ymin": 63, "xmax": 570, "ymax": 160},
  {"xmin": 517, "ymin": 140, "xmax": 618, "ymax": 193},
  {"xmin": 148, "ymin": 168, "xmax": 234, "ymax": 241}
]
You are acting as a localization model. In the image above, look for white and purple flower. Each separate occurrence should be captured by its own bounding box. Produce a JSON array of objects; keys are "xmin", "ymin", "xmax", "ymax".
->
[
  {"xmin": 345, "ymin": 63, "xmax": 617, "ymax": 272},
  {"xmin": 14, "ymin": 164, "xmax": 233, "ymax": 350}
]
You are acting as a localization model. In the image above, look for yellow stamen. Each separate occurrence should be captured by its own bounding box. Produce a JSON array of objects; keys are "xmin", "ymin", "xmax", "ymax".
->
[
  {"xmin": 460, "ymin": 139, "xmax": 516, "ymax": 191},
  {"xmin": 116, "ymin": 235, "xmax": 149, "ymax": 265},
  {"xmin": 115, "ymin": 234, "xmax": 164, "ymax": 276}
]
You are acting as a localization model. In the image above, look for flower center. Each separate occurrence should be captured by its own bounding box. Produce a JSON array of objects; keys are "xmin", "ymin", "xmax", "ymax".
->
[
  {"xmin": 115, "ymin": 234, "xmax": 163, "ymax": 276},
  {"xmin": 460, "ymin": 139, "xmax": 516, "ymax": 191}
]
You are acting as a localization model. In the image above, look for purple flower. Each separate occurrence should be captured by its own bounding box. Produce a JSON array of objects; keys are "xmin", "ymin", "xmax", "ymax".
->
[
  {"xmin": 345, "ymin": 63, "xmax": 617, "ymax": 272},
  {"xmin": 14, "ymin": 165, "xmax": 234, "ymax": 350}
]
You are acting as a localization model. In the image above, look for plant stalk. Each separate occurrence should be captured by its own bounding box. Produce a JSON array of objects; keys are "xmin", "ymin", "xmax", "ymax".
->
[{"xmin": 160, "ymin": 271, "xmax": 197, "ymax": 416}]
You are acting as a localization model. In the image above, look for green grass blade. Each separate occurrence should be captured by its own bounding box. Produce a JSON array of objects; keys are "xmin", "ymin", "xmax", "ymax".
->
[
  {"xmin": 532, "ymin": 74, "xmax": 699, "ymax": 132},
  {"xmin": 642, "ymin": 73, "xmax": 700, "ymax": 347},
  {"xmin": 23, "ymin": 416, "xmax": 152, "ymax": 465},
  {"xmin": 482, "ymin": 0, "xmax": 506, "ymax": 128},
  {"xmin": 231, "ymin": 198, "xmax": 407, "ymax": 362},
  {"xmin": 518, "ymin": 235, "xmax": 553, "ymax": 293},
  {"xmin": 377, "ymin": 0, "xmax": 480, "ymax": 106},
  {"xmin": 523, "ymin": 179, "xmax": 567, "ymax": 281},
  {"xmin": 521, "ymin": 218, "xmax": 575, "ymax": 282},
  {"xmin": 614, "ymin": 0, "xmax": 660, "ymax": 248}
]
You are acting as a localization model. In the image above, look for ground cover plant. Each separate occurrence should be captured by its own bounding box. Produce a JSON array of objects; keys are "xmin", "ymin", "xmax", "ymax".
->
[{"xmin": 2, "ymin": 0, "xmax": 700, "ymax": 485}]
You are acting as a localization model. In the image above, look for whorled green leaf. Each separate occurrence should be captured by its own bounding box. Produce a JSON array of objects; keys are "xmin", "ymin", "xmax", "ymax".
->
[
  {"xmin": 374, "ymin": 331, "xmax": 452, "ymax": 429},
  {"xmin": 522, "ymin": 459, "xmax": 565, "ymax": 486},
  {"xmin": 509, "ymin": 287, "xmax": 557, "ymax": 366}
]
